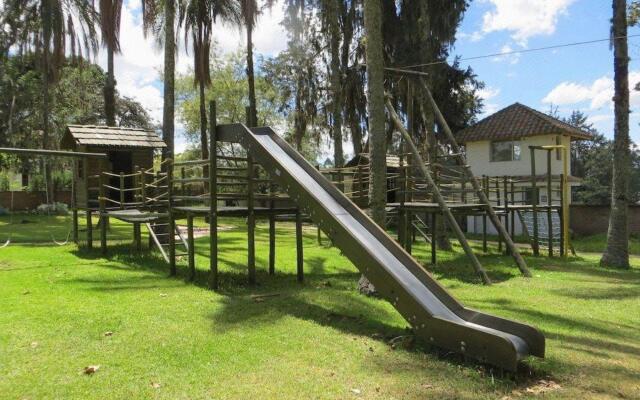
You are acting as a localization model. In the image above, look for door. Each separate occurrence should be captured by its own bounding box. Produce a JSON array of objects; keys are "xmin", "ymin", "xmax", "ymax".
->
[{"xmin": 108, "ymin": 151, "xmax": 134, "ymax": 205}]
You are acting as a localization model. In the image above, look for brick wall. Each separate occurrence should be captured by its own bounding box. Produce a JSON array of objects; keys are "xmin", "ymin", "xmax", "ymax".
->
[
  {"xmin": 570, "ymin": 204, "xmax": 640, "ymax": 236},
  {"xmin": 0, "ymin": 191, "xmax": 72, "ymax": 211}
]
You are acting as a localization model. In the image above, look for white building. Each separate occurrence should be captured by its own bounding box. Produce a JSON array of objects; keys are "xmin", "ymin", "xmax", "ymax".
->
[{"xmin": 456, "ymin": 103, "xmax": 592, "ymax": 235}]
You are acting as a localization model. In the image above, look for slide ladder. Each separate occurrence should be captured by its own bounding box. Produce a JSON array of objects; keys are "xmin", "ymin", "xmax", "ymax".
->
[
  {"xmin": 147, "ymin": 219, "xmax": 189, "ymax": 263},
  {"xmin": 219, "ymin": 123, "xmax": 544, "ymax": 371}
]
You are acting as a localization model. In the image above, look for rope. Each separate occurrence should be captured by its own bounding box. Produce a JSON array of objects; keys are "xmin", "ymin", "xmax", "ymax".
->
[{"xmin": 43, "ymin": 160, "xmax": 72, "ymax": 246}]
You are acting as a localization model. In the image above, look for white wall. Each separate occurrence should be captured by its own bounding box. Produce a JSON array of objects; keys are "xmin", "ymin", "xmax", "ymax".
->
[{"xmin": 465, "ymin": 134, "xmax": 572, "ymax": 178}]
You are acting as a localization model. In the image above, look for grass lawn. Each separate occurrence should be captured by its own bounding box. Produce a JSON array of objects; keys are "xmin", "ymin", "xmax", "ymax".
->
[{"xmin": 1, "ymin": 217, "xmax": 639, "ymax": 399}]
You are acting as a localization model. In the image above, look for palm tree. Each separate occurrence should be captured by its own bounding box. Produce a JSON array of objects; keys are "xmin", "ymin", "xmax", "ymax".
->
[
  {"xmin": 180, "ymin": 0, "xmax": 239, "ymax": 160},
  {"xmin": 141, "ymin": 0, "xmax": 176, "ymax": 162},
  {"xmin": 601, "ymin": 0, "xmax": 631, "ymax": 269},
  {"xmin": 5, "ymin": 0, "xmax": 98, "ymax": 200},
  {"xmin": 99, "ymin": 0, "xmax": 123, "ymax": 126},
  {"xmin": 238, "ymin": 0, "xmax": 274, "ymax": 127}
]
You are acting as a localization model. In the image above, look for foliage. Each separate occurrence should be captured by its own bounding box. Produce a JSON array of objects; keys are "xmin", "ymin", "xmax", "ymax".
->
[
  {"xmin": 176, "ymin": 49, "xmax": 285, "ymax": 144},
  {"xmin": 0, "ymin": 173, "xmax": 10, "ymax": 191},
  {"xmin": 0, "ymin": 55, "xmax": 153, "ymax": 173},
  {"xmin": 557, "ymin": 110, "xmax": 640, "ymax": 205}
]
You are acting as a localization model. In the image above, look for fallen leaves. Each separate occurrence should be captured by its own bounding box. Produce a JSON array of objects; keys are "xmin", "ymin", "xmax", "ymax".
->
[
  {"xmin": 159, "ymin": 293, "xmax": 168, "ymax": 298},
  {"xmin": 350, "ymin": 388, "xmax": 361, "ymax": 395},
  {"xmin": 30, "ymin": 341, "xmax": 38, "ymax": 349},
  {"xmin": 104, "ymin": 331, "xmax": 113, "ymax": 337},
  {"xmin": 83, "ymin": 365, "xmax": 100, "ymax": 375},
  {"xmin": 150, "ymin": 382, "xmax": 161, "ymax": 389},
  {"xmin": 502, "ymin": 379, "xmax": 561, "ymax": 398},
  {"xmin": 387, "ymin": 335, "xmax": 415, "ymax": 350},
  {"xmin": 250, "ymin": 293, "xmax": 280, "ymax": 303}
]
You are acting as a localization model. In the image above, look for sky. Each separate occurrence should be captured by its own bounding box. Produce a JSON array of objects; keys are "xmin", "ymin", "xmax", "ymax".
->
[{"xmin": 96, "ymin": 0, "xmax": 640, "ymax": 154}]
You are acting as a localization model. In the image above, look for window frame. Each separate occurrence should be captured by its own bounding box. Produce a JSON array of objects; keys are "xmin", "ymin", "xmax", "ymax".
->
[{"xmin": 489, "ymin": 140, "xmax": 522, "ymax": 162}]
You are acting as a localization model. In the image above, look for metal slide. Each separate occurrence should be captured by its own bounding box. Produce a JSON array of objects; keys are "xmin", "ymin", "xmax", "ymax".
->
[{"xmin": 232, "ymin": 124, "xmax": 544, "ymax": 371}]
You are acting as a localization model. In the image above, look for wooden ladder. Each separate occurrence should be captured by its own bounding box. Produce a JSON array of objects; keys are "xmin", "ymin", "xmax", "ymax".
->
[{"xmin": 146, "ymin": 220, "xmax": 189, "ymax": 263}]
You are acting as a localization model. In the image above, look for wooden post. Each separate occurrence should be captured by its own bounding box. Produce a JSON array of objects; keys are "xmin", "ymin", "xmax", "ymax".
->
[
  {"xmin": 482, "ymin": 175, "xmax": 488, "ymax": 253},
  {"xmin": 495, "ymin": 178, "xmax": 502, "ymax": 253},
  {"xmin": 269, "ymin": 181, "xmax": 276, "ymax": 275},
  {"xmin": 119, "ymin": 172, "xmax": 125, "ymax": 210},
  {"xmin": 503, "ymin": 175, "xmax": 510, "ymax": 255},
  {"xmin": 86, "ymin": 210, "xmax": 93, "ymax": 249},
  {"xmin": 140, "ymin": 167, "xmax": 147, "ymax": 209},
  {"xmin": 209, "ymin": 101, "xmax": 218, "ymax": 289},
  {"xmin": 406, "ymin": 80, "xmax": 414, "ymax": 255},
  {"xmin": 398, "ymin": 143, "xmax": 406, "ymax": 247},
  {"xmin": 100, "ymin": 174, "xmax": 107, "ymax": 255},
  {"xmin": 430, "ymin": 212, "xmax": 436, "ymax": 264},
  {"xmin": 530, "ymin": 147, "xmax": 539, "ymax": 256},
  {"xmin": 72, "ymin": 159, "xmax": 78, "ymax": 244},
  {"xmin": 168, "ymin": 161, "xmax": 176, "ymax": 276},
  {"xmin": 419, "ymin": 78, "xmax": 531, "ymax": 277},
  {"xmin": 187, "ymin": 214, "xmax": 195, "ymax": 281},
  {"xmin": 547, "ymin": 150, "xmax": 553, "ymax": 257},
  {"xmin": 134, "ymin": 222, "xmax": 141, "ymax": 251},
  {"xmin": 510, "ymin": 178, "xmax": 516, "ymax": 240},
  {"xmin": 296, "ymin": 208, "xmax": 304, "ymax": 283},
  {"xmin": 559, "ymin": 173, "xmax": 565, "ymax": 257},
  {"xmin": 247, "ymin": 153, "xmax": 256, "ymax": 285}
]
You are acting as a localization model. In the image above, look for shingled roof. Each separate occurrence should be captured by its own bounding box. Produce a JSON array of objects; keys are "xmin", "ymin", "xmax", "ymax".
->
[
  {"xmin": 456, "ymin": 103, "xmax": 593, "ymax": 143},
  {"xmin": 62, "ymin": 125, "xmax": 166, "ymax": 149}
]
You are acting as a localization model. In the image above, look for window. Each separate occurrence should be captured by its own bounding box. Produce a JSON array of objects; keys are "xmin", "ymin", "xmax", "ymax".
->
[{"xmin": 490, "ymin": 141, "xmax": 521, "ymax": 162}]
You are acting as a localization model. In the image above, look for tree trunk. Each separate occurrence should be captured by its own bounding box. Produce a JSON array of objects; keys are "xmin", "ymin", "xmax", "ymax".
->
[
  {"xmin": 162, "ymin": 0, "xmax": 176, "ymax": 163},
  {"xmin": 601, "ymin": 0, "xmax": 630, "ymax": 269},
  {"xmin": 104, "ymin": 44, "xmax": 116, "ymax": 126},
  {"xmin": 199, "ymin": 81, "xmax": 209, "ymax": 160},
  {"xmin": 364, "ymin": 0, "xmax": 386, "ymax": 228},
  {"xmin": 328, "ymin": 0, "xmax": 343, "ymax": 174},
  {"xmin": 42, "ymin": 15, "xmax": 53, "ymax": 203},
  {"xmin": 246, "ymin": 24, "xmax": 257, "ymax": 127},
  {"xmin": 361, "ymin": 0, "xmax": 386, "ymax": 295}
]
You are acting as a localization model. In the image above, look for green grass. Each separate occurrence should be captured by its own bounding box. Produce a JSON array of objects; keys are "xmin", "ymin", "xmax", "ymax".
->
[{"xmin": 1, "ymin": 217, "xmax": 639, "ymax": 399}]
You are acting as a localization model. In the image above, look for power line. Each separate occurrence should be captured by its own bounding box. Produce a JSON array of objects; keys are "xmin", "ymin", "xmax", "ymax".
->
[{"xmin": 400, "ymin": 34, "xmax": 640, "ymax": 70}]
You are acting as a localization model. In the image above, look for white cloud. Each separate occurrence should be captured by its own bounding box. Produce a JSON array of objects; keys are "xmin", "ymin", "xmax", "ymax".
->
[
  {"xmin": 479, "ymin": 0, "xmax": 576, "ymax": 45},
  {"xmin": 477, "ymin": 86, "xmax": 501, "ymax": 115},
  {"xmin": 542, "ymin": 71, "xmax": 640, "ymax": 110},
  {"xmin": 491, "ymin": 44, "xmax": 520, "ymax": 64}
]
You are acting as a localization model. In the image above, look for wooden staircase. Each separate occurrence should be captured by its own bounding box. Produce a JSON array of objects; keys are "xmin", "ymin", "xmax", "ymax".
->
[{"xmin": 146, "ymin": 219, "xmax": 189, "ymax": 263}]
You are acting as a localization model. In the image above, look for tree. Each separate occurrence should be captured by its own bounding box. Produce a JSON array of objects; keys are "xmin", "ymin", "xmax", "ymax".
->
[
  {"xmin": 99, "ymin": 0, "xmax": 123, "ymax": 125},
  {"xmin": 238, "ymin": 0, "xmax": 275, "ymax": 127},
  {"xmin": 601, "ymin": 0, "xmax": 631, "ymax": 269},
  {"xmin": 142, "ymin": 0, "xmax": 176, "ymax": 163},
  {"xmin": 180, "ymin": 0, "xmax": 239, "ymax": 160},
  {"xmin": 363, "ymin": 0, "xmax": 386, "ymax": 226},
  {"xmin": 1, "ymin": 0, "xmax": 98, "ymax": 200},
  {"xmin": 176, "ymin": 50, "xmax": 284, "ymax": 146}
]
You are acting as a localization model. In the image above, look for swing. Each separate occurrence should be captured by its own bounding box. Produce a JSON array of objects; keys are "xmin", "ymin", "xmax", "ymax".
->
[{"xmin": 42, "ymin": 160, "xmax": 73, "ymax": 246}]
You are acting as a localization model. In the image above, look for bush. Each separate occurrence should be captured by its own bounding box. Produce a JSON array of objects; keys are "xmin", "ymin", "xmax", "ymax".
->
[
  {"xmin": 0, "ymin": 206, "xmax": 10, "ymax": 216},
  {"xmin": 0, "ymin": 173, "xmax": 10, "ymax": 191},
  {"xmin": 35, "ymin": 202, "xmax": 69, "ymax": 216}
]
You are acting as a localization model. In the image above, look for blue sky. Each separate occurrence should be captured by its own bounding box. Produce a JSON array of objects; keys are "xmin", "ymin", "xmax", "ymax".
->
[
  {"xmin": 452, "ymin": 0, "xmax": 640, "ymax": 141},
  {"xmin": 96, "ymin": 0, "xmax": 640, "ymax": 154}
]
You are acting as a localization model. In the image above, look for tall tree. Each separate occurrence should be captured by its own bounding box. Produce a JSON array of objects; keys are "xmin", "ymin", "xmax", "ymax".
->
[
  {"xmin": 364, "ymin": 0, "xmax": 386, "ymax": 227},
  {"xmin": 4, "ymin": 0, "xmax": 98, "ymax": 199},
  {"xmin": 142, "ymin": 0, "xmax": 176, "ymax": 162},
  {"xmin": 601, "ymin": 0, "xmax": 631, "ymax": 269},
  {"xmin": 99, "ymin": 0, "xmax": 123, "ymax": 125},
  {"xmin": 238, "ymin": 0, "xmax": 274, "ymax": 127},
  {"xmin": 322, "ymin": 0, "xmax": 344, "ymax": 171},
  {"xmin": 180, "ymin": 0, "xmax": 239, "ymax": 160}
]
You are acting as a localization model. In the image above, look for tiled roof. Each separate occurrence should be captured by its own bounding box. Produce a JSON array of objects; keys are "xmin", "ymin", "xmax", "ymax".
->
[
  {"xmin": 63, "ymin": 125, "xmax": 166, "ymax": 148},
  {"xmin": 456, "ymin": 103, "xmax": 593, "ymax": 143}
]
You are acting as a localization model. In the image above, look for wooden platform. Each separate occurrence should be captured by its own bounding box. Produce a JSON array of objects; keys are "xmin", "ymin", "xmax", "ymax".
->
[
  {"xmin": 172, "ymin": 206, "xmax": 299, "ymax": 217},
  {"xmin": 105, "ymin": 209, "xmax": 167, "ymax": 223}
]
